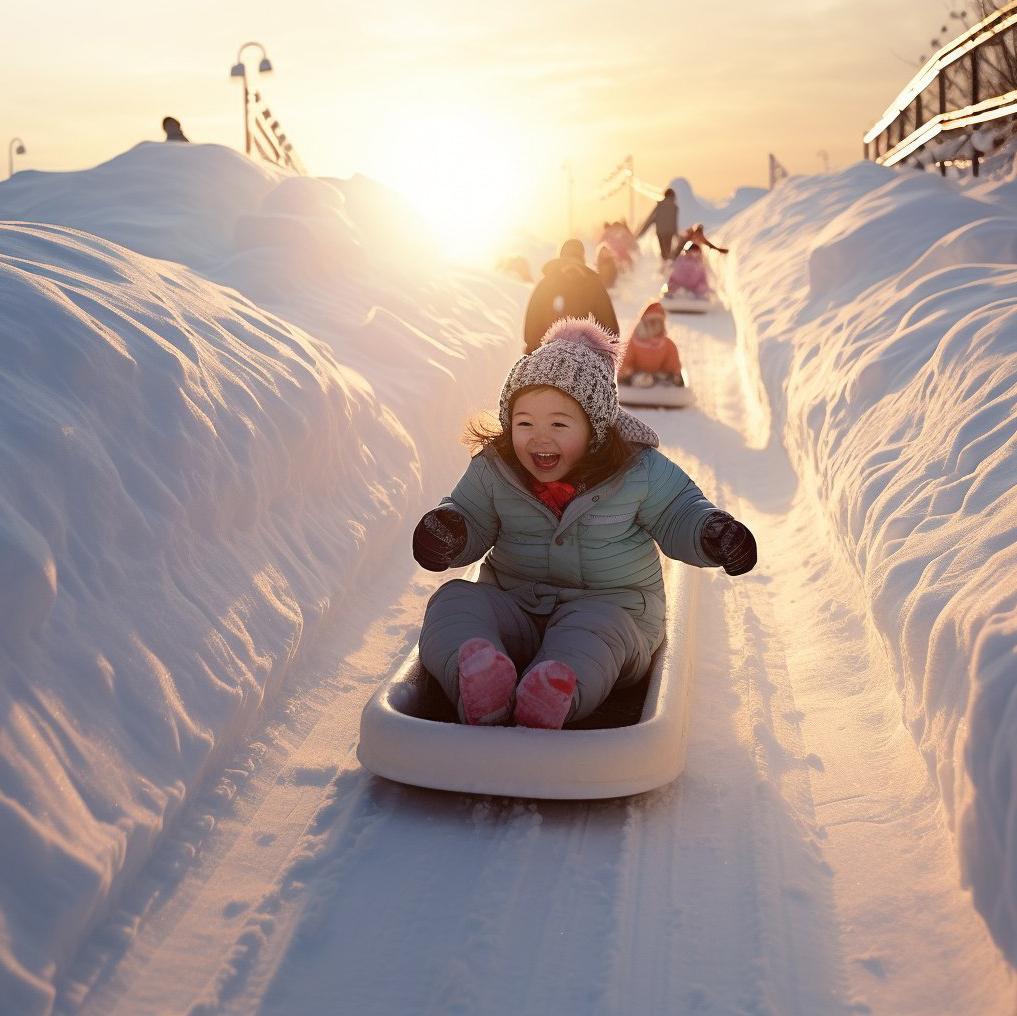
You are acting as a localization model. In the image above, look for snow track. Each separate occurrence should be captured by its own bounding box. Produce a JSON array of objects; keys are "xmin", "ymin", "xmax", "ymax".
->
[{"xmin": 56, "ymin": 262, "xmax": 1015, "ymax": 1016}]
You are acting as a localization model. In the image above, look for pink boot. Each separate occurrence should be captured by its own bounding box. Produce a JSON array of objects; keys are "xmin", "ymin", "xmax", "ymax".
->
[
  {"xmin": 514, "ymin": 661, "xmax": 577, "ymax": 729},
  {"xmin": 458, "ymin": 638, "xmax": 517, "ymax": 725}
]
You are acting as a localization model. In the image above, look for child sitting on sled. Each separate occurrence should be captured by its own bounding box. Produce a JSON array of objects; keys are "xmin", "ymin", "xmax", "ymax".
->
[
  {"xmin": 618, "ymin": 302, "xmax": 684, "ymax": 388},
  {"xmin": 666, "ymin": 241, "xmax": 710, "ymax": 297},
  {"xmin": 411, "ymin": 318, "xmax": 756, "ymax": 729}
]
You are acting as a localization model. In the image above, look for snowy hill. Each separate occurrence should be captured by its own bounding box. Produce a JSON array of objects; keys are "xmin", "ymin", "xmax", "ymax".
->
[
  {"xmin": 0, "ymin": 144, "xmax": 282, "ymax": 270},
  {"xmin": 715, "ymin": 160, "xmax": 1017, "ymax": 966},
  {"xmin": 0, "ymin": 145, "xmax": 525, "ymax": 1014},
  {"xmin": 1, "ymin": 142, "xmax": 1016, "ymax": 1014},
  {"xmin": 668, "ymin": 176, "xmax": 767, "ymax": 230}
]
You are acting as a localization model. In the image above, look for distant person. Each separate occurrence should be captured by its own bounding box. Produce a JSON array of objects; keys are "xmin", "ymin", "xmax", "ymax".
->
[
  {"xmin": 162, "ymin": 117, "xmax": 189, "ymax": 143},
  {"xmin": 522, "ymin": 239, "xmax": 619, "ymax": 354},
  {"xmin": 596, "ymin": 242, "xmax": 618, "ymax": 289},
  {"xmin": 602, "ymin": 221, "xmax": 636, "ymax": 270},
  {"xmin": 497, "ymin": 254, "xmax": 533, "ymax": 283},
  {"xmin": 619, "ymin": 302, "xmax": 684, "ymax": 388},
  {"xmin": 666, "ymin": 241, "xmax": 710, "ymax": 297},
  {"xmin": 672, "ymin": 222, "xmax": 728, "ymax": 257},
  {"xmin": 616, "ymin": 220, "xmax": 639, "ymax": 257},
  {"xmin": 637, "ymin": 188, "xmax": 679, "ymax": 260},
  {"xmin": 598, "ymin": 221, "xmax": 636, "ymax": 270}
]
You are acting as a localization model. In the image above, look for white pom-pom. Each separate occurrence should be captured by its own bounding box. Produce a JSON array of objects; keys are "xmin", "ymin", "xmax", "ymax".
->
[{"xmin": 539, "ymin": 316, "xmax": 622, "ymax": 366}]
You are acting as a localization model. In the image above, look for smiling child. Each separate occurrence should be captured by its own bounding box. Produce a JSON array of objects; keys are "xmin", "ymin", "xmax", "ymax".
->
[{"xmin": 411, "ymin": 317, "xmax": 757, "ymax": 729}]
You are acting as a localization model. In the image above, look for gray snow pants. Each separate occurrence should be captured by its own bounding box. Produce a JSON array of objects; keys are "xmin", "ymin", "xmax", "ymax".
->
[{"xmin": 418, "ymin": 579, "xmax": 651, "ymax": 722}]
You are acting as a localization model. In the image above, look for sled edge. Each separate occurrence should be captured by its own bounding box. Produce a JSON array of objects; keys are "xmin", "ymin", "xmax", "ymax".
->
[{"xmin": 357, "ymin": 564, "xmax": 698, "ymax": 800}]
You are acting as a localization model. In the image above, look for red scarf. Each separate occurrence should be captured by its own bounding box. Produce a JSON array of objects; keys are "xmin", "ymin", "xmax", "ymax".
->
[{"xmin": 530, "ymin": 479, "xmax": 578, "ymax": 517}]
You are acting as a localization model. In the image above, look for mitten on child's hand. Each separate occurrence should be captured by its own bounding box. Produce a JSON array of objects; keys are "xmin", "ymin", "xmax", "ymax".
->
[
  {"xmin": 700, "ymin": 511, "xmax": 757, "ymax": 576},
  {"xmin": 412, "ymin": 508, "xmax": 468, "ymax": 572}
]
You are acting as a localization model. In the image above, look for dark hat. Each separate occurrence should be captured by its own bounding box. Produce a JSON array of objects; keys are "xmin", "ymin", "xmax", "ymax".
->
[{"xmin": 559, "ymin": 238, "xmax": 585, "ymax": 260}]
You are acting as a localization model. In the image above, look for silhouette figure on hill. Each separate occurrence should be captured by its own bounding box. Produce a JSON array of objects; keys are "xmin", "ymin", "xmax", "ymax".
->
[{"xmin": 162, "ymin": 117, "xmax": 189, "ymax": 142}]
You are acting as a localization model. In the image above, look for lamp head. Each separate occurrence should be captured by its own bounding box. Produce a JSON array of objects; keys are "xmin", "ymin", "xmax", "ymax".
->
[
  {"xmin": 16, "ymin": 143, "xmax": 26, "ymax": 156},
  {"xmin": 258, "ymin": 57, "xmax": 273, "ymax": 73},
  {"xmin": 230, "ymin": 62, "xmax": 245, "ymax": 78}
]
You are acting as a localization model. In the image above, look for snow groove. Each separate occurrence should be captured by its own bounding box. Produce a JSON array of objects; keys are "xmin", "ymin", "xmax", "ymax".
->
[{"xmin": 47, "ymin": 254, "xmax": 1017, "ymax": 1016}]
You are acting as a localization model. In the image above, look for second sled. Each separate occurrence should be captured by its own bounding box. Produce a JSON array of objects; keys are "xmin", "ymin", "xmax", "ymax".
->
[
  {"xmin": 358, "ymin": 560, "xmax": 698, "ymax": 800},
  {"xmin": 618, "ymin": 370, "xmax": 695, "ymax": 410},
  {"xmin": 660, "ymin": 286, "xmax": 718, "ymax": 315}
]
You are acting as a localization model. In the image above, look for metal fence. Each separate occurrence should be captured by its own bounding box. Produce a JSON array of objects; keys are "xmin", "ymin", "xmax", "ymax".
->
[
  {"xmin": 248, "ymin": 90, "xmax": 306, "ymax": 175},
  {"xmin": 864, "ymin": 0, "xmax": 1017, "ymax": 175},
  {"xmin": 599, "ymin": 156, "xmax": 663, "ymax": 225}
]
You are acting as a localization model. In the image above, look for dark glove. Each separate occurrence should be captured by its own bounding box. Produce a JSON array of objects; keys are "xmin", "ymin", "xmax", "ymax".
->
[
  {"xmin": 700, "ymin": 511, "xmax": 756, "ymax": 576},
  {"xmin": 412, "ymin": 507, "xmax": 468, "ymax": 572}
]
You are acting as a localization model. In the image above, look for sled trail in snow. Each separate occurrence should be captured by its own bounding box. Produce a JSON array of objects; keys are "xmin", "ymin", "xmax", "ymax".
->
[
  {"xmin": 59, "ymin": 260, "xmax": 1014, "ymax": 1016},
  {"xmin": 661, "ymin": 305, "xmax": 1012, "ymax": 1016}
]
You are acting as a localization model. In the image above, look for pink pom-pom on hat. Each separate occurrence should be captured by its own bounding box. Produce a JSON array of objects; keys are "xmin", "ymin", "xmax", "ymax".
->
[
  {"xmin": 498, "ymin": 315, "xmax": 656, "ymax": 452},
  {"xmin": 537, "ymin": 315, "xmax": 624, "ymax": 368}
]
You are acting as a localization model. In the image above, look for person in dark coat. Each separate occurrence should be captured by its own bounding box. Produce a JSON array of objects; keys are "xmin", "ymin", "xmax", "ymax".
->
[
  {"xmin": 162, "ymin": 117, "xmax": 189, "ymax": 142},
  {"xmin": 522, "ymin": 239, "xmax": 619, "ymax": 353},
  {"xmin": 636, "ymin": 187, "xmax": 679, "ymax": 260}
]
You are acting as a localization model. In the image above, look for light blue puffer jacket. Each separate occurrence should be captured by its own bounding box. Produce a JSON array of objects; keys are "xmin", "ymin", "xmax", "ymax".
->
[{"xmin": 440, "ymin": 443, "xmax": 720, "ymax": 651}]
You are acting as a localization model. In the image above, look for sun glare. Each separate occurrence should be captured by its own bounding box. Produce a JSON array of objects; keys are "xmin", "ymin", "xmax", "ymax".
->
[{"xmin": 369, "ymin": 106, "xmax": 537, "ymax": 262}]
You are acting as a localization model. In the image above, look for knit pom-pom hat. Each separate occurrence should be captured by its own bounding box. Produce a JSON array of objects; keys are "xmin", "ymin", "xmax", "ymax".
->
[
  {"xmin": 499, "ymin": 317, "xmax": 659, "ymax": 452},
  {"xmin": 639, "ymin": 301, "xmax": 666, "ymax": 323},
  {"xmin": 632, "ymin": 301, "xmax": 667, "ymax": 341}
]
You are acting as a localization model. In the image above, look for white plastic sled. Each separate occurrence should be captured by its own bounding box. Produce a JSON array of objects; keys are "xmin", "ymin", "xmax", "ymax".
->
[
  {"xmin": 618, "ymin": 370, "xmax": 695, "ymax": 410},
  {"xmin": 660, "ymin": 286, "xmax": 717, "ymax": 314},
  {"xmin": 358, "ymin": 561, "xmax": 697, "ymax": 800}
]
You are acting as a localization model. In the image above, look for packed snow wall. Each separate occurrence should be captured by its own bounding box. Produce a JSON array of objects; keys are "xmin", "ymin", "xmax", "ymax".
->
[
  {"xmin": 716, "ymin": 160, "xmax": 1017, "ymax": 966},
  {"xmin": 0, "ymin": 145, "xmax": 523, "ymax": 1013}
]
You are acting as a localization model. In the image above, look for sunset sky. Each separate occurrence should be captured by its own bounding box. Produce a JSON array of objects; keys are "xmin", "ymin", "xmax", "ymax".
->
[{"xmin": 3, "ymin": 0, "xmax": 966, "ymax": 252}]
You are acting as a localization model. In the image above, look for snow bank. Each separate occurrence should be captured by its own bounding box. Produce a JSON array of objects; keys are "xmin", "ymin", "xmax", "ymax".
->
[
  {"xmin": 0, "ymin": 146, "xmax": 523, "ymax": 1013},
  {"xmin": 0, "ymin": 143, "xmax": 283, "ymax": 270},
  {"xmin": 668, "ymin": 176, "xmax": 766, "ymax": 231},
  {"xmin": 716, "ymin": 161, "xmax": 1017, "ymax": 965}
]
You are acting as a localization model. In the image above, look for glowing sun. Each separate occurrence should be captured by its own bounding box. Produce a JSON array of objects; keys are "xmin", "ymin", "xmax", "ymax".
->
[{"xmin": 369, "ymin": 104, "xmax": 538, "ymax": 261}]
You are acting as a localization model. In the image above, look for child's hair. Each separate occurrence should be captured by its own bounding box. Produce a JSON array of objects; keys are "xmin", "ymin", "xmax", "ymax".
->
[{"xmin": 463, "ymin": 387, "xmax": 635, "ymax": 490}]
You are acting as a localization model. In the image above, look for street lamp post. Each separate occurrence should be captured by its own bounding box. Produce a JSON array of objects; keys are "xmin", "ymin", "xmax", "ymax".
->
[
  {"xmin": 230, "ymin": 42, "xmax": 273, "ymax": 156},
  {"xmin": 8, "ymin": 138, "xmax": 26, "ymax": 179}
]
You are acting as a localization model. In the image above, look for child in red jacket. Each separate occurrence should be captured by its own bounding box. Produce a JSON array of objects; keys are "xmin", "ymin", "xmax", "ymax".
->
[{"xmin": 618, "ymin": 302, "xmax": 684, "ymax": 388}]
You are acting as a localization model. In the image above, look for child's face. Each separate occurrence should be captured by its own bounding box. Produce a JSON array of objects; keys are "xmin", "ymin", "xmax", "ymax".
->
[
  {"xmin": 638, "ymin": 315, "xmax": 666, "ymax": 341},
  {"xmin": 511, "ymin": 387, "xmax": 592, "ymax": 483}
]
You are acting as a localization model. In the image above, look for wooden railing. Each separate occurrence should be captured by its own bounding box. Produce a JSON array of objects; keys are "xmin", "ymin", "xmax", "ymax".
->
[
  {"xmin": 599, "ymin": 156, "xmax": 663, "ymax": 225},
  {"xmin": 864, "ymin": 0, "xmax": 1017, "ymax": 175},
  {"xmin": 249, "ymin": 90, "xmax": 306, "ymax": 175}
]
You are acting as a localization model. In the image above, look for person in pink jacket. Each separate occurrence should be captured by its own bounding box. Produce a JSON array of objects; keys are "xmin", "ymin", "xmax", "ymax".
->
[
  {"xmin": 666, "ymin": 241, "xmax": 710, "ymax": 297},
  {"xmin": 618, "ymin": 302, "xmax": 684, "ymax": 387}
]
